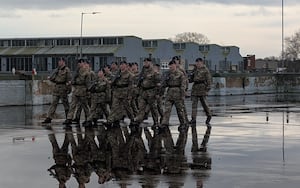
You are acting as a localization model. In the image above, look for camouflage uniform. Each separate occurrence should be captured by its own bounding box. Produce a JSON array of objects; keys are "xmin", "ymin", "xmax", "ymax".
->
[
  {"xmin": 47, "ymin": 132, "xmax": 72, "ymax": 186},
  {"xmin": 161, "ymin": 69, "xmax": 188, "ymax": 130},
  {"xmin": 73, "ymin": 69, "xmax": 96, "ymax": 122},
  {"xmin": 130, "ymin": 70, "xmax": 140, "ymax": 116},
  {"xmin": 107, "ymin": 69, "xmax": 135, "ymax": 124},
  {"xmin": 65, "ymin": 67, "xmax": 91, "ymax": 123},
  {"xmin": 45, "ymin": 65, "xmax": 71, "ymax": 120},
  {"xmin": 87, "ymin": 76, "xmax": 111, "ymax": 123},
  {"xmin": 190, "ymin": 64, "xmax": 212, "ymax": 125},
  {"xmin": 135, "ymin": 66, "xmax": 161, "ymax": 126}
]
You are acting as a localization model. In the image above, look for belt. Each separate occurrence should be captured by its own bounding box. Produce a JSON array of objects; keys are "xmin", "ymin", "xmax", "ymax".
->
[
  {"xmin": 168, "ymin": 85, "xmax": 180, "ymax": 88},
  {"xmin": 116, "ymin": 84, "xmax": 129, "ymax": 88},
  {"xmin": 56, "ymin": 82, "xmax": 66, "ymax": 85},
  {"xmin": 194, "ymin": 81, "xmax": 206, "ymax": 84},
  {"xmin": 142, "ymin": 86, "xmax": 156, "ymax": 90}
]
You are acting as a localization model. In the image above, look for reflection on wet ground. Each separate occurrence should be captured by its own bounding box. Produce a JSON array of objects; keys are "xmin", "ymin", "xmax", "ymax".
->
[{"xmin": 0, "ymin": 94, "xmax": 300, "ymax": 188}]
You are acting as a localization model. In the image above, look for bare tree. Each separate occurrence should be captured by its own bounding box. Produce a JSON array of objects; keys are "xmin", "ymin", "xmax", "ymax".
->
[
  {"xmin": 285, "ymin": 29, "xmax": 300, "ymax": 60},
  {"xmin": 171, "ymin": 32, "xmax": 210, "ymax": 44}
]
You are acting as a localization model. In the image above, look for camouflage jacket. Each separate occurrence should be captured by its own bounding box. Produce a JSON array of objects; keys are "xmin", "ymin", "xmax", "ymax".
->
[
  {"xmin": 50, "ymin": 65, "xmax": 72, "ymax": 96},
  {"xmin": 112, "ymin": 70, "xmax": 133, "ymax": 99},
  {"xmin": 191, "ymin": 66, "xmax": 212, "ymax": 96},
  {"xmin": 72, "ymin": 68, "xmax": 91, "ymax": 97},
  {"xmin": 164, "ymin": 69, "xmax": 186, "ymax": 100},
  {"xmin": 139, "ymin": 67, "xmax": 161, "ymax": 97}
]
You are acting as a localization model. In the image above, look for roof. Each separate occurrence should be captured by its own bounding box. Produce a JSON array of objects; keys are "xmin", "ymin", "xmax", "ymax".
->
[{"xmin": 0, "ymin": 46, "xmax": 120, "ymax": 56}]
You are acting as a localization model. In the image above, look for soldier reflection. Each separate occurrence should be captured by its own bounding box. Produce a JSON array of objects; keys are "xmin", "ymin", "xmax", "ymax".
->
[
  {"xmin": 90, "ymin": 125, "xmax": 112, "ymax": 184},
  {"xmin": 161, "ymin": 127, "xmax": 189, "ymax": 187},
  {"xmin": 68, "ymin": 126, "xmax": 93, "ymax": 188},
  {"xmin": 47, "ymin": 130, "xmax": 72, "ymax": 188},
  {"xmin": 190, "ymin": 125, "xmax": 212, "ymax": 188},
  {"xmin": 191, "ymin": 125, "xmax": 211, "ymax": 152}
]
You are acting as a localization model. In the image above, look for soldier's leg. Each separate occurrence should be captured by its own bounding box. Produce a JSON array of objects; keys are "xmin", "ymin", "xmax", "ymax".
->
[
  {"xmin": 87, "ymin": 97, "xmax": 97, "ymax": 122},
  {"xmin": 161, "ymin": 99, "xmax": 173, "ymax": 126},
  {"xmin": 122, "ymin": 98, "xmax": 135, "ymax": 123},
  {"xmin": 61, "ymin": 95, "xmax": 69, "ymax": 119},
  {"xmin": 135, "ymin": 97, "xmax": 147, "ymax": 123},
  {"xmin": 191, "ymin": 96, "xmax": 199, "ymax": 124},
  {"xmin": 107, "ymin": 97, "xmax": 123, "ymax": 124},
  {"xmin": 74, "ymin": 104, "xmax": 82, "ymax": 122},
  {"xmin": 80, "ymin": 96, "xmax": 90, "ymax": 125},
  {"xmin": 157, "ymin": 96, "xmax": 164, "ymax": 118},
  {"xmin": 66, "ymin": 95, "xmax": 79, "ymax": 122},
  {"xmin": 199, "ymin": 96, "xmax": 212, "ymax": 125},
  {"xmin": 47, "ymin": 95, "xmax": 60, "ymax": 119},
  {"xmin": 148, "ymin": 98, "xmax": 159, "ymax": 126},
  {"xmin": 174, "ymin": 99, "xmax": 189, "ymax": 132}
]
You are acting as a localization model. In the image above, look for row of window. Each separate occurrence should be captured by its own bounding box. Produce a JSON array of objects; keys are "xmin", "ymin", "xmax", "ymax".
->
[
  {"xmin": 1, "ymin": 56, "xmax": 110, "ymax": 72},
  {"xmin": 0, "ymin": 37, "xmax": 124, "ymax": 47}
]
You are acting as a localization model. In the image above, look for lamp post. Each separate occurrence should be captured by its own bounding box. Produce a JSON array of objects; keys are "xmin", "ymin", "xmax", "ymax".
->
[{"xmin": 80, "ymin": 12, "xmax": 100, "ymax": 59}]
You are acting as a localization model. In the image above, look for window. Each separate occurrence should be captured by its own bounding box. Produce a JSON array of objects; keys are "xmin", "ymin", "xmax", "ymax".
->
[
  {"xmin": 45, "ymin": 39, "xmax": 54, "ymax": 46},
  {"xmin": 7, "ymin": 57, "xmax": 32, "ymax": 71},
  {"xmin": 103, "ymin": 37, "xmax": 117, "ymax": 45},
  {"xmin": 12, "ymin": 40, "xmax": 25, "ymax": 47},
  {"xmin": 199, "ymin": 45, "xmax": 210, "ymax": 52},
  {"xmin": 173, "ymin": 43, "xmax": 186, "ymax": 50},
  {"xmin": 0, "ymin": 40, "xmax": 11, "ymax": 47},
  {"xmin": 35, "ymin": 57, "xmax": 47, "ymax": 72},
  {"xmin": 142, "ymin": 40, "xmax": 158, "ymax": 48},
  {"xmin": 57, "ymin": 39, "xmax": 71, "ymax": 46},
  {"xmin": 26, "ymin": 40, "xmax": 40, "ymax": 47}
]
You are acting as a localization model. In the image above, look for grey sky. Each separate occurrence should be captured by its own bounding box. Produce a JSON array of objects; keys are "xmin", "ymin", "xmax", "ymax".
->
[{"xmin": 1, "ymin": 0, "xmax": 297, "ymax": 10}]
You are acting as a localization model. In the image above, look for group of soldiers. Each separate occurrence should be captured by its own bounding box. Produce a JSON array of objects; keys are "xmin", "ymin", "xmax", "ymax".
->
[
  {"xmin": 42, "ymin": 56, "xmax": 212, "ymax": 132},
  {"xmin": 47, "ymin": 118, "xmax": 212, "ymax": 187}
]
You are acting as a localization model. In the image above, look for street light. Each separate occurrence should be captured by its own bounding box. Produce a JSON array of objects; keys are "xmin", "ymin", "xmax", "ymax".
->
[{"xmin": 80, "ymin": 12, "xmax": 100, "ymax": 58}]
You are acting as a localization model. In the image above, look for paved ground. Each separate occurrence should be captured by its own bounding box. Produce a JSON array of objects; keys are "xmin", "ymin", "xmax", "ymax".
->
[{"xmin": 0, "ymin": 94, "xmax": 299, "ymax": 188}]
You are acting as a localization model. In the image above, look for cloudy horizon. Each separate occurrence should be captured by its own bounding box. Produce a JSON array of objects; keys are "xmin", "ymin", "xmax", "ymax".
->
[{"xmin": 0, "ymin": 0, "xmax": 299, "ymax": 58}]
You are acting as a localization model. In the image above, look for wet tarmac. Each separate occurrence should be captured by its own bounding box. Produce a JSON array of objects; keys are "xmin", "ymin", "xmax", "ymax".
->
[{"xmin": 0, "ymin": 94, "xmax": 300, "ymax": 188}]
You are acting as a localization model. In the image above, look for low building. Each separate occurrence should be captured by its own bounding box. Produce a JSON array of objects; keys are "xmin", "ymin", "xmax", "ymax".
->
[{"xmin": 0, "ymin": 35, "xmax": 244, "ymax": 74}]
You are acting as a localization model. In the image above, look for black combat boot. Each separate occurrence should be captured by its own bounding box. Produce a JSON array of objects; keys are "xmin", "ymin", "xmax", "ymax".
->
[
  {"xmin": 178, "ymin": 124, "xmax": 188, "ymax": 132},
  {"xmin": 189, "ymin": 118, "xmax": 196, "ymax": 126},
  {"xmin": 205, "ymin": 115, "xmax": 212, "ymax": 127},
  {"xmin": 42, "ymin": 117, "xmax": 52, "ymax": 124},
  {"xmin": 63, "ymin": 119, "xmax": 72, "ymax": 125}
]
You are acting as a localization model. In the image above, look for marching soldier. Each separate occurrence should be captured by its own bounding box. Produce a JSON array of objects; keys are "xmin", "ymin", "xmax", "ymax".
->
[
  {"xmin": 133, "ymin": 58, "xmax": 161, "ymax": 129},
  {"xmin": 43, "ymin": 57, "xmax": 71, "ymax": 124},
  {"xmin": 64, "ymin": 59, "xmax": 91, "ymax": 125},
  {"xmin": 172, "ymin": 56, "xmax": 189, "ymax": 124},
  {"xmin": 189, "ymin": 58, "xmax": 212, "ymax": 126},
  {"xmin": 161, "ymin": 60, "xmax": 189, "ymax": 132},
  {"xmin": 105, "ymin": 61, "xmax": 135, "ymax": 127},
  {"xmin": 86, "ymin": 68, "xmax": 111, "ymax": 126}
]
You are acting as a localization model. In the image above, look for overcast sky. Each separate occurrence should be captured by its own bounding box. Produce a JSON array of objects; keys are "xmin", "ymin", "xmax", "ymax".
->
[{"xmin": 0, "ymin": 0, "xmax": 299, "ymax": 58}]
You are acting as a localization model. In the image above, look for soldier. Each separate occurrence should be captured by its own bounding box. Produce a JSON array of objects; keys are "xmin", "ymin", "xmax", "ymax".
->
[
  {"xmin": 172, "ymin": 56, "xmax": 189, "ymax": 123},
  {"xmin": 42, "ymin": 57, "xmax": 71, "ymax": 124},
  {"xmin": 129, "ymin": 62, "xmax": 140, "ymax": 116},
  {"xmin": 106, "ymin": 61, "xmax": 135, "ymax": 127},
  {"xmin": 133, "ymin": 58, "xmax": 161, "ymax": 129},
  {"xmin": 64, "ymin": 59, "xmax": 91, "ymax": 125},
  {"xmin": 189, "ymin": 58, "xmax": 212, "ymax": 126},
  {"xmin": 161, "ymin": 60, "xmax": 188, "ymax": 132},
  {"xmin": 47, "ymin": 131, "xmax": 72, "ymax": 188},
  {"xmin": 85, "ymin": 68, "xmax": 111, "ymax": 126}
]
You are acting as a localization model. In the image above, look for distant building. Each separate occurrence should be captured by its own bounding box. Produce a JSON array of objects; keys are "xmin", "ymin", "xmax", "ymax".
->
[{"xmin": 0, "ymin": 35, "xmax": 244, "ymax": 74}]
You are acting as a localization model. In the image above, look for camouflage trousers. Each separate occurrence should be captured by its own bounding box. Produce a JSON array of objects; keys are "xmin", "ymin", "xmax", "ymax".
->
[
  {"xmin": 87, "ymin": 101, "xmax": 109, "ymax": 121},
  {"xmin": 67, "ymin": 95, "xmax": 90, "ymax": 120},
  {"xmin": 135, "ymin": 94, "xmax": 159, "ymax": 124},
  {"xmin": 107, "ymin": 97, "xmax": 134, "ymax": 124},
  {"xmin": 47, "ymin": 95, "xmax": 69, "ymax": 119},
  {"xmin": 161, "ymin": 98, "xmax": 187, "ymax": 126},
  {"xmin": 191, "ymin": 96, "xmax": 211, "ymax": 119}
]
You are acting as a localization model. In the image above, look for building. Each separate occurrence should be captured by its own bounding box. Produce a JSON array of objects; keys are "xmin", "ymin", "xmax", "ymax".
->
[{"xmin": 0, "ymin": 35, "xmax": 244, "ymax": 74}]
